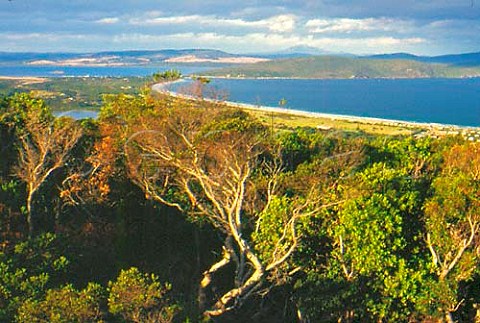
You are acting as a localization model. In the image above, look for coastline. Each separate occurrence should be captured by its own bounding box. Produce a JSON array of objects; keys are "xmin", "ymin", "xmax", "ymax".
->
[
  {"xmin": 0, "ymin": 76, "xmax": 47, "ymax": 84},
  {"xmin": 151, "ymin": 80, "xmax": 478, "ymax": 132},
  {"xmin": 198, "ymin": 75, "xmax": 480, "ymax": 81}
]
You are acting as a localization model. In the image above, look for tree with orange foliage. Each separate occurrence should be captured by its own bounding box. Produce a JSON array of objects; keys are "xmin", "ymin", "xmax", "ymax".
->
[
  {"xmin": 60, "ymin": 93, "xmax": 152, "ymax": 211},
  {"xmin": 124, "ymin": 103, "xmax": 326, "ymax": 318},
  {"xmin": 61, "ymin": 135, "xmax": 116, "ymax": 208},
  {"xmin": 424, "ymin": 143, "xmax": 480, "ymax": 322}
]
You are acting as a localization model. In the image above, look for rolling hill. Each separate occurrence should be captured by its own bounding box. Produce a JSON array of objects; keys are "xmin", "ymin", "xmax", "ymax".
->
[
  {"xmin": 367, "ymin": 52, "xmax": 480, "ymax": 67},
  {"xmin": 202, "ymin": 55, "xmax": 480, "ymax": 79}
]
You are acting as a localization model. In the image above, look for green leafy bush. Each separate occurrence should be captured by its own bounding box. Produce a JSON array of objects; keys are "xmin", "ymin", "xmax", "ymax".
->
[
  {"xmin": 0, "ymin": 233, "xmax": 68, "ymax": 321},
  {"xmin": 16, "ymin": 283, "xmax": 104, "ymax": 322},
  {"xmin": 108, "ymin": 267, "xmax": 179, "ymax": 322}
]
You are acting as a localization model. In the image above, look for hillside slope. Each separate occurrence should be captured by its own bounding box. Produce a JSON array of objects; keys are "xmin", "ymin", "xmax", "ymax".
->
[
  {"xmin": 202, "ymin": 56, "xmax": 480, "ymax": 79},
  {"xmin": 368, "ymin": 52, "xmax": 480, "ymax": 67}
]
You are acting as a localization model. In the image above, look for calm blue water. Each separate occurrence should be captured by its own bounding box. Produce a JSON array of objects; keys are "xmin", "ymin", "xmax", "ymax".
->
[
  {"xmin": 0, "ymin": 64, "xmax": 213, "ymax": 77},
  {"xmin": 2, "ymin": 64, "xmax": 479, "ymax": 126},
  {"xmin": 53, "ymin": 110, "xmax": 98, "ymax": 119},
  {"xmin": 199, "ymin": 78, "xmax": 480, "ymax": 127}
]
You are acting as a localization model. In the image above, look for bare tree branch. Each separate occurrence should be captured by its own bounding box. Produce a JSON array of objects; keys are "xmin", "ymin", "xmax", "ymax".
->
[{"xmin": 14, "ymin": 118, "xmax": 82, "ymax": 236}]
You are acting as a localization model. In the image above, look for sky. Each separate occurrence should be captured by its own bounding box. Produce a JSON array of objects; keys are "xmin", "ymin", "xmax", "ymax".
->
[{"xmin": 0, "ymin": 0, "xmax": 479, "ymax": 55}]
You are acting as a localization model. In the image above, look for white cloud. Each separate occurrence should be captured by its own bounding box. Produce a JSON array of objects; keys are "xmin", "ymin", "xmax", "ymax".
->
[
  {"xmin": 3, "ymin": 33, "xmax": 90, "ymax": 41},
  {"xmin": 110, "ymin": 32, "xmax": 425, "ymax": 54},
  {"xmin": 129, "ymin": 14, "xmax": 296, "ymax": 33},
  {"xmin": 0, "ymin": 33, "xmax": 104, "ymax": 51},
  {"xmin": 426, "ymin": 19, "xmax": 480, "ymax": 31},
  {"xmin": 95, "ymin": 17, "xmax": 120, "ymax": 24},
  {"xmin": 4, "ymin": 33, "xmax": 47, "ymax": 40},
  {"xmin": 129, "ymin": 15, "xmax": 201, "ymax": 25},
  {"xmin": 0, "ymin": 29, "xmax": 428, "ymax": 54},
  {"xmin": 305, "ymin": 17, "xmax": 413, "ymax": 34},
  {"xmin": 144, "ymin": 11, "xmax": 164, "ymax": 18},
  {"xmin": 264, "ymin": 15, "xmax": 296, "ymax": 32}
]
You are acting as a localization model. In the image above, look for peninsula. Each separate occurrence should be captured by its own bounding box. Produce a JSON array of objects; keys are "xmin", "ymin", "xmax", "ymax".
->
[{"xmin": 201, "ymin": 55, "xmax": 480, "ymax": 79}]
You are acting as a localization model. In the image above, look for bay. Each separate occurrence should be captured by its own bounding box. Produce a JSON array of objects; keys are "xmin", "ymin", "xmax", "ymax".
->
[
  {"xmin": 1, "ymin": 63, "xmax": 479, "ymax": 126},
  {"xmin": 193, "ymin": 78, "xmax": 480, "ymax": 127}
]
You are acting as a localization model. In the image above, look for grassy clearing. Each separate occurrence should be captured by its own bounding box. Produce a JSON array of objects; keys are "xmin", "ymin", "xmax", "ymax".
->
[
  {"xmin": 153, "ymin": 90, "xmax": 419, "ymax": 136},
  {"xmin": 243, "ymin": 108, "xmax": 417, "ymax": 136}
]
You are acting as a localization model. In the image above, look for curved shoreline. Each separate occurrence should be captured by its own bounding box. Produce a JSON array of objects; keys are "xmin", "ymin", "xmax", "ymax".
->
[
  {"xmin": 152, "ymin": 80, "xmax": 479, "ymax": 131},
  {"xmin": 199, "ymin": 75, "xmax": 480, "ymax": 81}
]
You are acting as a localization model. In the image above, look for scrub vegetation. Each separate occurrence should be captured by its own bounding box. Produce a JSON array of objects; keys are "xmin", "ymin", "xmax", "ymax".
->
[
  {"xmin": 203, "ymin": 56, "xmax": 480, "ymax": 79},
  {"xmin": 0, "ymin": 82, "xmax": 479, "ymax": 322},
  {"xmin": 0, "ymin": 77, "xmax": 147, "ymax": 111}
]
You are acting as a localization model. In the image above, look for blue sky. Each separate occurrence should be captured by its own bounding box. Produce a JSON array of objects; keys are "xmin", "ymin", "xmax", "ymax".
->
[{"xmin": 1, "ymin": 0, "xmax": 479, "ymax": 55}]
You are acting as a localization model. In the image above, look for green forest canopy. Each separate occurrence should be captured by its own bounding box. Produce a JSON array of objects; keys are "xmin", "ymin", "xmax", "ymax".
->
[{"xmin": 0, "ymin": 90, "xmax": 479, "ymax": 322}]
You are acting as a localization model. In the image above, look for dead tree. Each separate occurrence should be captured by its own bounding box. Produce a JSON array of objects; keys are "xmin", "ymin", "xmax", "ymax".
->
[
  {"xmin": 124, "ymin": 108, "xmax": 323, "ymax": 318},
  {"xmin": 14, "ymin": 117, "xmax": 82, "ymax": 237}
]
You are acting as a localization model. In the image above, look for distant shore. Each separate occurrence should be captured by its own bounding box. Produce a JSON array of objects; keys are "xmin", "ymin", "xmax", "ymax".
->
[
  {"xmin": 151, "ymin": 80, "xmax": 478, "ymax": 132},
  {"xmin": 0, "ymin": 76, "xmax": 47, "ymax": 84},
  {"xmin": 198, "ymin": 75, "xmax": 480, "ymax": 80}
]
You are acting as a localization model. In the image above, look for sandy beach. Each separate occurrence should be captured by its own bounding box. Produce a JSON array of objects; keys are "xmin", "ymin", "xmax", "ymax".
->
[
  {"xmin": 151, "ymin": 80, "xmax": 477, "ymax": 132},
  {"xmin": 0, "ymin": 76, "xmax": 47, "ymax": 84}
]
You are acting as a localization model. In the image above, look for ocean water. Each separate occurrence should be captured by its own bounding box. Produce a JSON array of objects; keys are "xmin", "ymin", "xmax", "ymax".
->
[
  {"xmin": 2, "ymin": 64, "xmax": 479, "ymax": 126},
  {"xmin": 196, "ymin": 78, "xmax": 480, "ymax": 127},
  {"xmin": 0, "ymin": 64, "xmax": 215, "ymax": 120},
  {"xmin": 53, "ymin": 110, "xmax": 98, "ymax": 119}
]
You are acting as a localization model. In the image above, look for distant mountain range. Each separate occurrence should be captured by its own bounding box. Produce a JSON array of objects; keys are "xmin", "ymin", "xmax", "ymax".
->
[
  {"xmin": 1, "ymin": 48, "xmax": 480, "ymax": 79},
  {"xmin": 0, "ymin": 47, "xmax": 338, "ymax": 66},
  {"xmin": 252, "ymin": 46, "xmax": 337, "ymax": 59},
  {"xmin": 0, "ymin": 49, "xmax": 269, "ymax": 66},
  {"xmin": 256, "ymin": 45, "xmax": 356, "ymax": 59}
]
